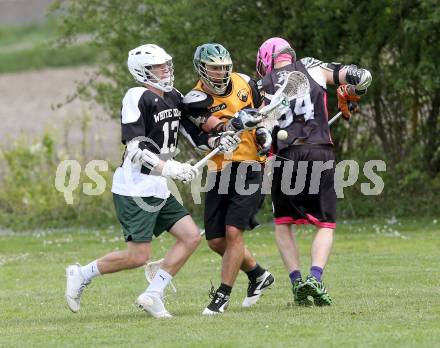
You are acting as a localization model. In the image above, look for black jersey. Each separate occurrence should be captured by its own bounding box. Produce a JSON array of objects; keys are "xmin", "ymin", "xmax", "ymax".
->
[
  {"xmin": 120, "ymin": 87, "xmax": 182, "ymax": 173},
  {"xmin": 261, "ymin": 61, "xmax": 332, "ymax": 152}
]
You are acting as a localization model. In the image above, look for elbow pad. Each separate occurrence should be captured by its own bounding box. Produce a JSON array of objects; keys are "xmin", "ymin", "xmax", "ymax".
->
[{"xmin": 345, "ymin": 65, "xmax": 372, "ymax": 93}]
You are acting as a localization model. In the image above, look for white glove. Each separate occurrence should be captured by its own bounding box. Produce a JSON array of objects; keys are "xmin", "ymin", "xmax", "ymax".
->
[
  {"xmin": 126, "ymin": 140, "xmax": 160, "ymax": 169},
  {"xmin": 208, "ymin": 131, "xmax": 241, "ymax": 154},
  {"xmin": 140, "ymin": 149, "xmax": 160, "ymax": 168},
  {"xmin": 162, "ymin": 160, "xmax": 198, "ymax": 183}
]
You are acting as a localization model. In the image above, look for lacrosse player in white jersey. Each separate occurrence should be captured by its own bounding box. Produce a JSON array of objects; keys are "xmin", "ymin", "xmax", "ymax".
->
[{"xmin": 65, "ymin": 44, "xmax": 239, "ymax": 319}]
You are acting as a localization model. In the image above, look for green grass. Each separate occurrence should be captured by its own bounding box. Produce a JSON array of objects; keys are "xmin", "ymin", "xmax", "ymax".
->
[
  {"xmin": 0, "ymin": 21, "xmax": 99, "ymax": 73},
  {"xmin": 1, "ymin": 219, "xmax": 439, "ymax": 347},
  {"xmin": 0, "ymin": 21, "xmax": 57, "ymax": 48}
]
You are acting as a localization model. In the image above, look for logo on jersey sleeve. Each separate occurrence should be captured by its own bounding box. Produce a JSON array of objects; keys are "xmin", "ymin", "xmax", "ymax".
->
[
  {"xmin": 237, "ymin": 89, "xmax": 249, "ymax": 102},
  {"xmin": 210, "ymin": 103, "xmax": 227, "ymax": 113}
]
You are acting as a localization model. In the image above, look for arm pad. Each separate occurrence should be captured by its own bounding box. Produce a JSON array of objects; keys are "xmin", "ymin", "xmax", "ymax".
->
[{"xmin": 345, "ymin": 65, "xmax": 372, "ymax": 93}]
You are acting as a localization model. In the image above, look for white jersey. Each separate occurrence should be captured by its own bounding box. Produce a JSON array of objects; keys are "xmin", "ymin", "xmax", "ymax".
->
[{"xmin": 111, "ymin": 86, "xmax": 183, "ymax": 198}]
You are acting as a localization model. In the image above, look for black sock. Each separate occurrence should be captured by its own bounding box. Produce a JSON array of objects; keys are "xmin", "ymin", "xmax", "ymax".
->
[
  {"xmin": 218, "ymin": 283, "xmax": 232, "ymax": 296},
  {"xmin": 246, "ymin": 263, "xmax": 265, "ymax": 281}
]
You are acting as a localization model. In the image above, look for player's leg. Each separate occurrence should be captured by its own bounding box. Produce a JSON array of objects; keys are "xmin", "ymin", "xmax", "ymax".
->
[
  {"xmin": 311, "ymin": 227, "xmax": 333, "ymax": 270},
  {"xmin": 202, "ymin": 169, "xmax": 232, "ymax": 315},
  {"xmin": 227, "ymin": 164, "xmax": 274, "ymax": 308},
  {"xmin": 208, "ymin": 237, "xmax": 263, "ymax": 275},
  {"xmin": 161, "ymin": 215, "xmax": 201, "ymax": 275},
  {"xmin": 136, "ymin": 196, "xmax": 200, "ymax": 318},
  {"xmin": 65, "ymin": 193, "xmax": 158, "ymax": 313},
  {"xmin": 221, "ymin": 225, "xmax": 245, "ymax": 286},
  {"xmin": 202, "ymin": 225, "xmax": 243, "ymax": 316},
  {"xmin": 66, "ymin": 241, "xmax": 152, "ymax": 313},
  {"xmin": 299, "ymin": 146, "xmax": 336, "ymax": 306},
  {"xmin": 274, "ymin": 222, "xmax": 311, "ymax": 306},
  {"xmin": 271, "ymin": 153, "xmax": 312, "ymax": 305},
  {"xmin": 301, "ymin": 227, "xmax": 334, "ymax": 306},
  {"xmin": 275, "ymin": 223, "xmax": 300, "ymax": 274}
]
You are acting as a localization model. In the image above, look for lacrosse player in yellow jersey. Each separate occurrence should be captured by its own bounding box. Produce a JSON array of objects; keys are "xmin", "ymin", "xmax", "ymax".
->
[{"xmin": 182, "ymin": 43, "xmax": 274, "ymax": 315}]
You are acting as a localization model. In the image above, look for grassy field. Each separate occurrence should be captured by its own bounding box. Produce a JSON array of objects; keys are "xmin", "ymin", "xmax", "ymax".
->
[{"xmin": 1, "ymin": 219, "xmax": 439, "ymax": 348}]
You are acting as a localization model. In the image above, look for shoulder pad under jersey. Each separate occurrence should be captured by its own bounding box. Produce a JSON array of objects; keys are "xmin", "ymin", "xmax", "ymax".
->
[
  {"xmin": 300, "ymin": 57, "xmax": 324, "ymax": 70},
  {"xmin": 182, "ymin": 90, "xmax": 209, "ymax": 105},
  {"xmin": 236, "ymin": 73, "xmax": 251, "ymax": 83}
]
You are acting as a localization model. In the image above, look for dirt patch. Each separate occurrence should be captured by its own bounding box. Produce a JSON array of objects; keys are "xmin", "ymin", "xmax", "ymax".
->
[{"xmin": 0, "ymin": 66, "xmax": 120, "ymax": 162}]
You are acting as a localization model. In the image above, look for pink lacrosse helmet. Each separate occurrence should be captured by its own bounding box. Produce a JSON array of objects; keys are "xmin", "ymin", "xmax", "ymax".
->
[{"xmin": 256, "ymin": 37, "xmax": 296, "ymax": 78}]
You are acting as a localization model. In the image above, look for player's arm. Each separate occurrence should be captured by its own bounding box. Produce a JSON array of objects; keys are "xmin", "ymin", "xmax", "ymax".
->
[
  {"xmin": 319, "ymin": 60, "xmax": 372, "ymax": 119},
  {"xmin": 320, "ymin": 61, "xmax": 372, "ymax": 94},
  {"xmin": 179, "ymin": 113, "xmax": 241, "ymax": 153},
  {"xmin": 182, "ymin": 89, "xmax": 262, "ymax": 135},
  {"xmin": 301, "ymin": 57, "xmax": 372, "ymax": 95}
]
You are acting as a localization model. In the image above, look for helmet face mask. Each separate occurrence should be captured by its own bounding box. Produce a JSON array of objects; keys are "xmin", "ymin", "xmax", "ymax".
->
[
  {"xmin": 127, "ymin": 44, "xmax": 174, "ymax": 92},
  {"xmin": 198, "ymin": 62, "xmax": 232, "ymax": 94},
  {"xmin": 193, "ymin": 43, "xmax": 233, "ymax": 95},
  {"xmin": 144, "ymin": 61, "xmax": 174, "ymax": 91}
]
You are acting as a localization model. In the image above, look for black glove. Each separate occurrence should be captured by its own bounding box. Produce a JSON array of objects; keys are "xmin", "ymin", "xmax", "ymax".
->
[
  {"xmin": 226, "ymin": 108, "xmax": 263, "ymax": 131},
  {"xmin": 255, "ymin": 127, "xmax": 272, "ymax": 156}
]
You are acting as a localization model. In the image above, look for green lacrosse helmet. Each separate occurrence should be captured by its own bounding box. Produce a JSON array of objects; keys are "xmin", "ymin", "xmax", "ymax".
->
[{"xmin": 193, "ymin": 43, "xmax": 233, "ymax": 94}]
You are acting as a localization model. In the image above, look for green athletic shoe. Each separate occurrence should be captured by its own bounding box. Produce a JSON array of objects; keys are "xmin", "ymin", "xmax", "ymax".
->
[
  {"xmin": 302, "ymin": 275, "xmax": 332, "ymax": 306},
  {"xmin": 292, "ymin": 279, "xmax": 313, "ymax": 306}
]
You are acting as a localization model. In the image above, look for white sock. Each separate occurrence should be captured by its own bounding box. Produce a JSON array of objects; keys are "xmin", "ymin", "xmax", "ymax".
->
[
  {"xmin": 80, "ymin": 260, "xmax": 101, "ymax": 282},
  {"xmin": 146, "ymin": 269, "xmax": 172, "ymax": 294}
]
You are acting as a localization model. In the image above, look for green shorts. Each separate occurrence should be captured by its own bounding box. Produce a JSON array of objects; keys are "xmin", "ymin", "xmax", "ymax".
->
[{"xmin": 113, "ymin": 193, "xmax": 189, "ymax": 243}]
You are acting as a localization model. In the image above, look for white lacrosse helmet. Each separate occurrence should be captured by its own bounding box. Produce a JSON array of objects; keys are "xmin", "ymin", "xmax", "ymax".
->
[{"xmin": 127, "ymin": 44, "xmax": 174, "ymax": 92}]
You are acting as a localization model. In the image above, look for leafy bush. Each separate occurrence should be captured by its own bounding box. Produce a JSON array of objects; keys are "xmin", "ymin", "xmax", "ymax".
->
[{"xmin": 0, "ymin": 134, "xmax": 115, "ymax": 230}]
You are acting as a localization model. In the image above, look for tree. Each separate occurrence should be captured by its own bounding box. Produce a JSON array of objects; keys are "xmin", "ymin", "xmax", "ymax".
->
[{"xmin": 52, "ymin": 0, "xmax": 439, "ymax": 175}]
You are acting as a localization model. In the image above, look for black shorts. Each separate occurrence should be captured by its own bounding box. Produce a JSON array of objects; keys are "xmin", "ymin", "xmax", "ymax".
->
[
  {"xmin": 204, "ymin": 162, "xmax": 263, "ymax": 240},
  {"xmin": 272, "ymin": 145, "xmax": 336, "ymax": 229}
]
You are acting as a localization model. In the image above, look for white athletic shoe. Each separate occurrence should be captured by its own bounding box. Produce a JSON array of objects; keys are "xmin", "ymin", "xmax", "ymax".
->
[
  {"xmin": 242, "ymin": 270, "xmax": 274, "ymax": 308},
  {"xmin": 135, "ymin": 291, "xmax": 172, "ymax": 319},
  {"xmin": 65, "ymin": 264, "xmax": 90, "ymax": 313}
]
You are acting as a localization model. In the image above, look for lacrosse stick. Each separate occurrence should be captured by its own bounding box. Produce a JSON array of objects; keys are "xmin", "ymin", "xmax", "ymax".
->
[
  {"xmin": 144, "ymin": 258, "xmax": 177, "ymax": 294},
  {"xmin": 193, "ymin": 71, "xmax": 310, "ymax": 169},
  {"xmin": 258, "ymin": 70, "xmax": 310, "ymax": 131},
  {"xmin": 328, "ymin": 111, "xmax": 342, "ymax": 126},
  {"xmin": 328, "ymin": 101, "xmax": 359, "ymax": 126}
]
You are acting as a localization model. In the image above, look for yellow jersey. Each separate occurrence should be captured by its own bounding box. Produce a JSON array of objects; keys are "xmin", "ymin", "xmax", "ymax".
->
[{"xmin": 192, "ymin": 73, "xmax": 266, "ymax": 171}]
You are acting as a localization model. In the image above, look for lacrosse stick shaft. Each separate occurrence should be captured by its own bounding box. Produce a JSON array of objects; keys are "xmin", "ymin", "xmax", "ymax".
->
[
  {"xmin": 328, "ymin": 111, "xmax": 342, "ymax": 126},
  {"xmin": 193, "ymin": 147, "xmax": 221, "ymax": 170}
]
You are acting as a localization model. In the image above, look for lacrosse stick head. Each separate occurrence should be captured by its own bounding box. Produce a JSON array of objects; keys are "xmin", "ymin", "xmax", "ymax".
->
[
  {"xmin": 259, "ymin": 71, "xmax": 310, "ymax": 130},
  {"xmin": 144, "ymin": 259, "xmax": 177, "ymax": 294}
]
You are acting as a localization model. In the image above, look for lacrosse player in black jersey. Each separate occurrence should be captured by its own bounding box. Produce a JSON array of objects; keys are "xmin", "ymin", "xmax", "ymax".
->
[
  {"xmin": 257, "ymin": 37, "xmax": 372, "ymax": 306},
  {"xmin": 65, "ymin": 44, "xmax": 239, "ymax": 319}
]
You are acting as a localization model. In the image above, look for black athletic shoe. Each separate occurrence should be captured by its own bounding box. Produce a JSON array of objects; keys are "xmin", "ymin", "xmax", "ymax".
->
[
  {"xmin": 202, "ymin": 286, "xmax": 230, "ymax": 315},
  {"xmin": 242, "ymin": 270, "xmax": 275, "ymax": 308}
]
